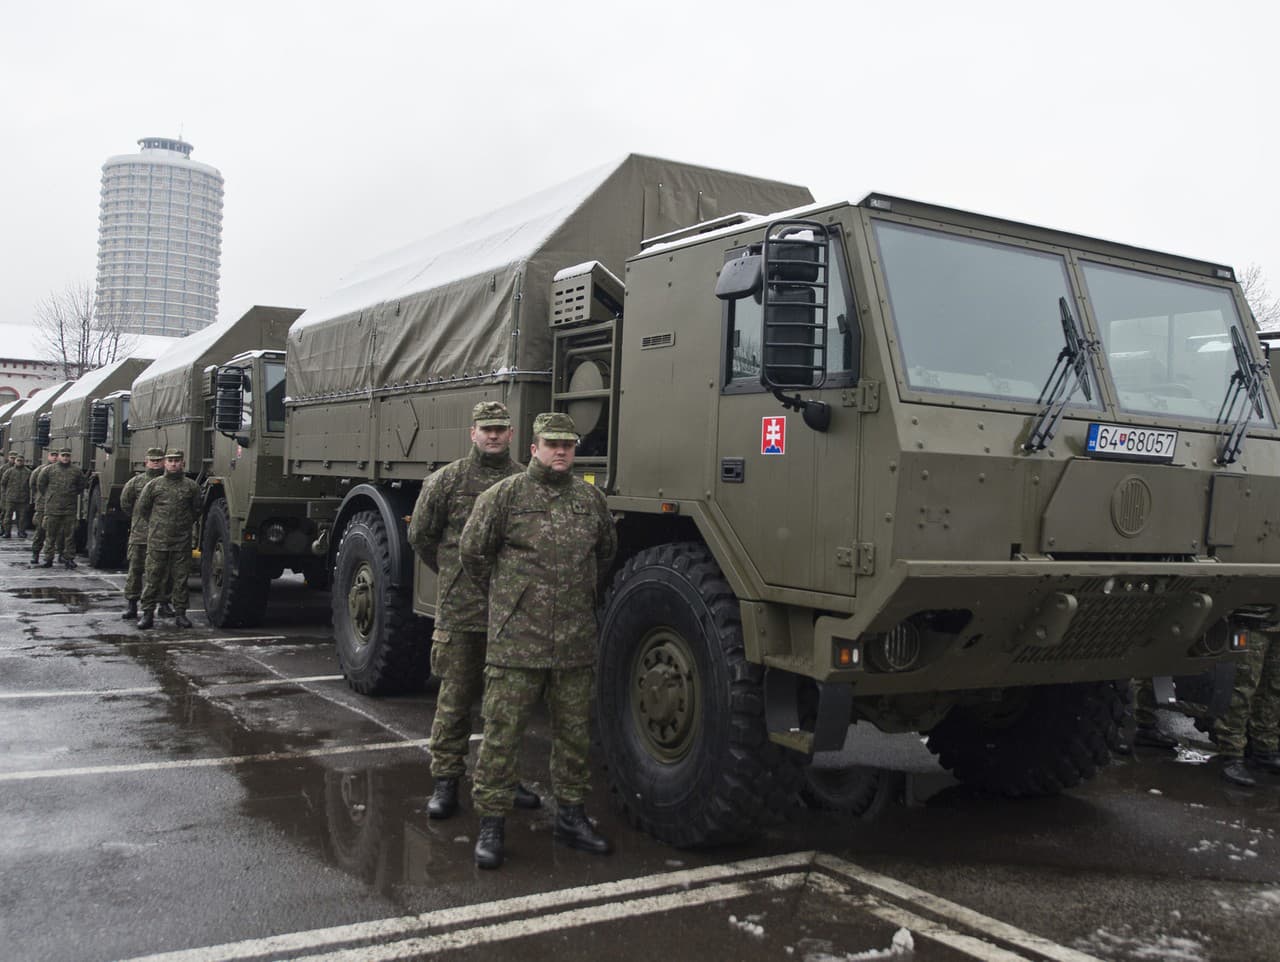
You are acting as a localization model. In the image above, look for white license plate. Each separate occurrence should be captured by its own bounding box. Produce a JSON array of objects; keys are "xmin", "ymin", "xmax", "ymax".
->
[{"xmin": 1086, "ymin": 423, "xmax": 1177, "ymax": 461}]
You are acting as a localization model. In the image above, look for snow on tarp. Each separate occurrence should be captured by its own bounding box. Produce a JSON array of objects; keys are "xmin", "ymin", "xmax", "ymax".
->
[
  {"xmin": 9, "ymin": 382, "xmax": 70, "ymax": 421},
  {"xmin": 286, "ymin": 154, "xmax": 813, "ymax": 402},
  {"xmin": 131, "ymin": 306, "xmax": 302, "ymax": 430},
  {"xmin": 0, "ymin": 398, "xmax": 25, "ymax": 424},
  {"xmin": 49, "ymin": 357, "xmax": 156, "ymax": 434}
]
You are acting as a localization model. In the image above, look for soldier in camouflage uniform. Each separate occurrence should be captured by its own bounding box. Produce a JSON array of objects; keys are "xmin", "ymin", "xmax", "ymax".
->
[
  {"xmin": 119, "ymin": 448, "xmax": 168, "ymax": 621},
  {"xmin": 460, "ymin": 412, "xmax": 617, "ymax": 869},
  {"xmin": 37, "ymin": 448, "xmax": 86, "ymax": 568},
  {"xmin": 1, "ymin": 454, "xmax": 31, "ymax": 538},
  {"xmin": 0, "ymin": 451, "xmax": 15, "ymax": 538},
  {"xmin": 407, "ymin": 401, "xmax": 540, "ymax": 819},
  {"xmin": 1214, "ymin": 632, "xmax": 1280, "ymax": 786},
  {"xmin": 135, "ymin": 449, "xmax": 202, "ymax": 630},
  {"xmin": 28, "ymin": 449, "xmax": 58, "ymax": 564}
]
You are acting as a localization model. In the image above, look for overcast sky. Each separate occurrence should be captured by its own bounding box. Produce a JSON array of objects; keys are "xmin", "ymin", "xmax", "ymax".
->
[{"xmin": 4, "ymin": 0, "xmax": 1277, "ymax": 327}]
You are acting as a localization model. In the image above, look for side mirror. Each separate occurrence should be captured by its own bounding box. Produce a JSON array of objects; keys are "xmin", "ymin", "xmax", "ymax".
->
[
  {"xmin": 715, "ymin": 254, "xmax": 763, "ymax": 301},
  {"xmin": 214, "ymin": 367, "xmax": 246, "ymax": 439},
  {"xmin": 761, "ymin": 225, "xmax": 829, "ymax": 390},
  {"xmin": 36, "ymin": 414, "xmax": 51, "ymax": 450}
]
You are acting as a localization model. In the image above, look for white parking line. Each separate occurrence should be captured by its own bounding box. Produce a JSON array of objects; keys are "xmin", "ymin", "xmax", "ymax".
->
[
  {"xmin": 0, "ymin": 738, "xmax": 430, "ymax": 783},
  {"xmin": 117, "ymin": 853, "xmax": 816, "ymax": 962},
  {"xmin": 0, "ymin": 674, "xmax": 346, "ymax": 701}
]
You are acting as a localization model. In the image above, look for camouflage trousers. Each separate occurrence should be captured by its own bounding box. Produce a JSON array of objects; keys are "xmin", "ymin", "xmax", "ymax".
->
[
  {"xmin": 1214, "ymin": 633, "xmax": 1280, "ymax": 757},
  {"xmin": 428, "ymin": 629, "xmax": 487, "ymax": 778},
  {"xmin": 42, "ymin": 514, "xmax": 76, "ymax": 562},
  {"xmin": 30, "ymin": 510, "xmax": 44, "ymax": 557},
  {"xmin": 140, "ymin": 546, "xmax": 192, "ymax": 614},
  {"xmin": 1, "ymin": 500, "xmax": 28, "ymax": 535},
  {"xmin": 125, "ymin": 544, "xmax": 171, "ymax": 602},
  {"xmin": 471, "ymin": 664, "xmax": 594, "ymax": 817}
]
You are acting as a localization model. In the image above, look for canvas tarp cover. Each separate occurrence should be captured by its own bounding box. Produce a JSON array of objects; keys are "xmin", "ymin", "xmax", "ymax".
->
[
  {"xmin": 5, "ymin": 382, "xmax": 72, "ymax": 445},
  {"xmin": 0, "ymin": 398, "xmax": 25, "ymax": 425},
  {"xmin": 131, "ymin": 306, "xmax": 301, "ymax": 429},
  {"xmin": 49, "ymin": 357, "xmax": 153, "ymax": 434},
  {"xmin": 286, "ymin": 155, "xmax": 813, "ymax": 402}
]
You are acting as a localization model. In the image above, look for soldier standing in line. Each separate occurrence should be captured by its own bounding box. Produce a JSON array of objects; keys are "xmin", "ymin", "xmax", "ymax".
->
[
  {"xmin": 135, "ymin": 449, "xmax": 201, "ymax": 630},
  {"xmin": 28, "ymin": 449, "xmax": 58, "ymax": 565},
  {"xmin": 407, "ymin": 401, "xmax": 540, "ymax": 820},
  {"xmin": 37, "ymin": 448, "xmax": 86, "ymax": 568},
  {"xmin": 0, "ymin": 451, "xmax": 15, "ymax": 538},
  {"xmin": 460, "ymin": 412, "xmax": 617, "ymax": 870},
  {"xmin": 1214, "ymin": 632, "xmax": 1280, "ymax": 787},
  {"xmin": 119, "ymin": 447, "xmax": 168, "ymax": 621},
  {"xmin": 2, "ymin": 455, "xmax": 32, "ymax": 538}
]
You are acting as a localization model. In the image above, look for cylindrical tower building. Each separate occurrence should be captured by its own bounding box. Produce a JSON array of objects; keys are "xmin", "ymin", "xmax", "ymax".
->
[{"xmin": 94, "ymin": 137, "xmax": 224, "ymax": 336}]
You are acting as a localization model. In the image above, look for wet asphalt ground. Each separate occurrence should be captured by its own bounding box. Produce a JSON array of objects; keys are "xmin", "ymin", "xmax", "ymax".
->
[{"xmin": 1, "ymin": 536, "xmax": 1278, "ymax": 962}]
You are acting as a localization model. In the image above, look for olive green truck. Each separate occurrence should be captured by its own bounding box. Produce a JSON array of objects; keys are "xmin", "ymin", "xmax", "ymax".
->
[{"xmin": 186, "ymin": 155, "xmax": 1280, "ymax": 847}]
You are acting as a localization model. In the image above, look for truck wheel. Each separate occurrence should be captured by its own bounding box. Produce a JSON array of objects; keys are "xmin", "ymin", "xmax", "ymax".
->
[
  {"xmin": 324, "ymin": 769, "xmax": 397, "ymax": 885},
  {"xmin": 86, "ymin": 494, "xmax": 109, "ymax": 568},
  {"xmin": 926, "ymin": 681, "xmax": 1125, "ymax": 797},
  {"xmin": 331, "ymin": 510, "xmax": 428, "ymax": 695},
  {"xmin": 202, "ymin": 498, "xmax": 270, "ymax": 628},
  {"xmin": 801, "ymin": 764, "xmax": 896, "ymax": 818},
  {"xmin": 596, "ymin": 542, "xmax": 803, "ymax": 847}
]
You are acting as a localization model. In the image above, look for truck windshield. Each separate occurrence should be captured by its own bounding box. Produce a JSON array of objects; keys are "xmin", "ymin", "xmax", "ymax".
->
[
  {"xmin": 1081, "ymin": 263, "xmax": 1272, "ymax": 426},
  {"xmin": 264, "ymin": 362, "xmax": 286, "ymax": 434},
  {"xmin": 120, "ymin": 398, "xmax": 130, "ymax": 437},
  {"xmin": 873, "ymin": 222, "xmax": 1100, "ymax": 408}
]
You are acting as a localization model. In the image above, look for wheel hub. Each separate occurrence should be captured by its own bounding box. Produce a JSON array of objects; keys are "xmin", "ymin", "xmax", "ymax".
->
[
  {"xmin": 348, "ymin": 564, "xmax": 375, "ymax": 646},
  {"xmin": 632, "ymin": 629, "xmax": 698, "ymax": 763}
]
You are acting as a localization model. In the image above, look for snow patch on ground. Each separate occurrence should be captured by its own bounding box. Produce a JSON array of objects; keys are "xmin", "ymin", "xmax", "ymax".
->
[
  {"xmin": 797, "ymin": 928, "xmax": 914, "ymax": 961},
  {"xmin": 1075, "ymin": 926, "xmax": 1207, "ymax": 962},
  {"xmin": 728, "ymin": 913, "xmax": 765, "ymax": 938},
  {"xmin": 1174, "ymin": 748, "xmax": 1213, "ymax": 765},
  {"xmin": 1236, "ymin": 887, "xmax": 1280, "ymax": 916},
  {"xmin": 1189, "ymin": 838, "xmax": 1260, "ymax": 860}
]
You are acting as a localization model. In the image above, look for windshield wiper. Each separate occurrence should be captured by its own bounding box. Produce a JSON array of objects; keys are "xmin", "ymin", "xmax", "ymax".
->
[
  {"xmin": 1214, "ymin": 326, "xmax": 1269, "ymax": 465},
  {"xmin": 1024, "ymin": 297, "xmax": 1099, "ymax": 451}
]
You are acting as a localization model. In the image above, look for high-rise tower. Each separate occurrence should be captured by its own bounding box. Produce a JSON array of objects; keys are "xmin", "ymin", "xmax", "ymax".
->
[{"xmin": 94, "ymin": 137, "xmax": 224, "ymax": 336}]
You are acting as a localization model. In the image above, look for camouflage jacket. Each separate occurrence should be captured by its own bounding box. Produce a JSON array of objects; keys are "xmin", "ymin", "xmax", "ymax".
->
[
  {"xmin": 121, "ymin": 467, "xmax": 164, "ymax": 547},
  {"xmin": 37, "ymin": 462, "xmax": 86, "ymax": 517},
  {"xmin": 408, "ymin": 447, "xmax": 520, "ymax": 631},
  {"xmin": 460, "ymin": 458, "xmax": 617, "ymax": 669},
  {"xmin": 29, "ymin": 463, "xmax": 52, "ymax": 512},
  {"xmin": 136, "ymin": 473, "xmax": 202, "ymax": 551},
  {"xmin": 1, "ymin": 465, "xmax": 31, "ymax": 504},
  {"xmin": 0, "ymin": 466, "xmax": 11, "ymax": 501}
]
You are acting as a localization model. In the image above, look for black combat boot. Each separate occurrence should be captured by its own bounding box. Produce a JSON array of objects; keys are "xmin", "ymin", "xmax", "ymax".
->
[
  {"xmin": 1133, "ymin": 726, "xmax": 1178, "ymax": 750},
  {"xmin": 513, "ymin": 783, "xmax": 541, "ymax": 810},
  {"xmin": 1222, "ymin": 757, "xmax": 1257, "ymax": 787},
  {"xmin": 30, "ymin": 551, "xmax": 39, "ymax": 566},
  {"xmin": 137, "ymin": 610, "xmax": 155, "ymax": 630},
  {"xmin": 62, "ymin": 556, "xmax": 77, "ymax": 570},
  {"xmin": 39, "ymin": 558, "xmax": 53, "ymax": 568},
  {"xmin": 121, "ymin": 599, "xmax": 138, "ymax": 620},
  {"xmin": 173, "ymin": 613, "xmax": 192, "ymax": 629},
  {"xmin": 427, "ymin": 777, "xmax": 460, "ymax": 819},
  {"xmin": 158, "ymin": 602, "xmax": 174, "ymax": 618},
  {"xmin": 1250, "ymin": 750, "xmax": 1280, "ymax": 774},
  {"xmin": 553, "ymin": 803, "xmax": 612, "ymax": 855},
  {"xmin": 474, "ymin": 816, "xmax": 505, "ymax": 869}
]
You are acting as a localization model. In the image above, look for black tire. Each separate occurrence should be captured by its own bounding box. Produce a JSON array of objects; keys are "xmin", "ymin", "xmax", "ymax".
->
[
  {"xmin": 801, "ymin": 765, "xmax": 896, "ymax": 818},
  {"xmin": 926, "ymin": 681, "xmax": 1126, "ymax": 797},
  {"xmin": 596, "ymin": 542, "xmax": 803, "ymax": 848},
  {"xmin": 324, "ymin": 769, "xmax": 398, "ymax": 886},
  {"xmin": 331, "ymin": 510, "xmax": 429, "ymax": 695},
  {"xmin": 202, "ymin": 498, "xmax": 271, "ymax": 628}
]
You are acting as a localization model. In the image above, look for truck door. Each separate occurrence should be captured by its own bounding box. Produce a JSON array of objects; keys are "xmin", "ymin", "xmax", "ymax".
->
[{"xmin": 713, "ymin": 231, "xmax": 860, "ymax": 596}]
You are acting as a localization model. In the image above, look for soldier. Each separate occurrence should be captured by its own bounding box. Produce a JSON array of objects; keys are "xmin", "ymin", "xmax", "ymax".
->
[
  {"xmin": 460, "ymin": 411, "xmax": 617, "ymax": 870},
  {"xmin": 1214, "ymin": 632, "xmax": 1280, "ymax": 787},
  {"xmin": 119, "ymin": 448, "xmax": 168, "ymax": 621},
  {"xmin": 0, "ymin": 451, "xmax": 15, "ymax": 538},
  {"xmin": 37, "ymin": 448, "xmax": 86, "ymax": 568},
  {"xmin": 28, "ymin": 449, "xmax": 58, "ymax": 565},
  {"xmin": 407, "ymin": 400, "xmax": 540, "ymax": 820},
  {"xmin": 1, "ymin": 454, "xmax": 32, "ymax": 538},
  {"xmin": 135, "ymin": 449, "xmax": 201, "ymax": 630}
]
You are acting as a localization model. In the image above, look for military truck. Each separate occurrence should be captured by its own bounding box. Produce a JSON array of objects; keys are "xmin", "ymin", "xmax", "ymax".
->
[
  {"xmin": 130, "ymin": 305, "xmax": 340, "ymax": 625},
  {"xmin": 45, "ymin": 357, "xmax": 156, "ymax": 565},
  {"xmin": 278, "ymin": 157, "xmax": 1280, "ymax": 847},
  {"xmin": 6, "ymin": 382, "xmax": 73, "ymax": 466},
  {"xmin": 0, "ymin": 397, "xmax": 27, "ymax": 449}
]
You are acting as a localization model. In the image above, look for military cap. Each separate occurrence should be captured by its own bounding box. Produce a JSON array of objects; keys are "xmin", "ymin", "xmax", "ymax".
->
[
  {"xmin": 13, "ymin": 455, "xmax": 23, "ymax": 462},
  {"xmin": 472, "ymin": 401, "xmax": 512, "ymax": 427},
  {"xmin": 58, "ymin": 448, "xmax": 72, "ymax": 456},
  {"xmin": 532, "ymin": 411, "xmax": 579, "ymax": 441},
  {"xmin": 164, "ymin": 448, "xmax": 184, "ymax": 459},
  {"xmin": 145, "ymin": 447, "xmax": 166, "ymax": 459}
]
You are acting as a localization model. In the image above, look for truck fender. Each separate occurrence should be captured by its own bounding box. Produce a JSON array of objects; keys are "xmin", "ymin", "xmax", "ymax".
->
[{"xmin": 332, "ymin": 483, "xmax": 417, "ymax": 590}]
